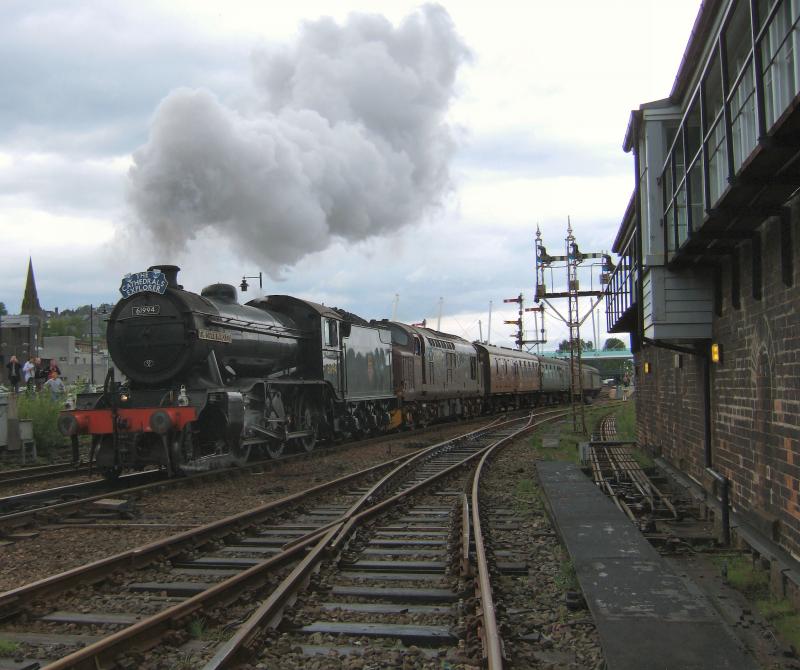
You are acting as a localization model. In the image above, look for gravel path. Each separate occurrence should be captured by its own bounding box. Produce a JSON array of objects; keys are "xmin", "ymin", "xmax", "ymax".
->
[{"xmin": 480, "ymin": 424, "xmax": 604, "ymax": 669}]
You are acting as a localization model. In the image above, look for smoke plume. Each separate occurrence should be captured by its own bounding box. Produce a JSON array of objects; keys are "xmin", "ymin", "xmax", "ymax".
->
[{"xmin": 127, "ymin": 4, "xmax": 470, "ymax": 274}]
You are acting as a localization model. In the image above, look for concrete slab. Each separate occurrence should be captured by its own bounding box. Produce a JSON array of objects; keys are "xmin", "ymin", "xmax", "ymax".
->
[
  {"xmin": 300, "ymin": 644, "xmax": 440, "ymax": 658},
  {"xmin": 330, "ymin": 586, "xmax": 457, "ymax": 602},
  {"xmin": 361, "ymin": 548, "xmax": 445, "ymax": 558},
  {"xmin": 536, "ymin": 460, "xmax": 758, "ymax": 670},
  {"xmin": 300, "ymin": 621, "xmax": 456, "ymax": 645},
  {"xmin": 172, "ymin": 556, "xmax": 260, "ymax": 569},
  {"xmin": 321, "ymin": 602, "xmax": 453, "ymax": 614},
  {"xmin": 557, "ymin": 519, "xmax": 661, "ymax": 562},
  {"xmin": 339, "ymin": 572, "xmax": 448, "ymax": 583},
  {"xmin": 374, "ymin": 530, "xmax": 447, "ymax": 537},
  {"xmin": 541, "ymin": 435, "xmax": 561, "ymax": 449},
  {"xmin": 128, "ymin": 582, "xmax": 212, "ymax": 597},
  {"xmin": 368, "ymin": 539, "xmax": 445, "ymax": 547},
  {"xmin": 170, "ymin": 568, "xmax": 240, "ymax": 577},
  {"xmin": 378, "ymin": 525, "xmax": 449, "ymax": 531},
  {"xmin": 597, "ymin": 620, "xmax": 750, "ymax": 670},
  {"xmin": 219, "ymin": 545, "xmax": 280, "ymax": 555},
  {"xmin": 575, "ymin": 559, "xmax": 718, "ymax": 621},
  {"xmin": 344, "ymin": 560, "xmax": 447, "ymax": 573}
]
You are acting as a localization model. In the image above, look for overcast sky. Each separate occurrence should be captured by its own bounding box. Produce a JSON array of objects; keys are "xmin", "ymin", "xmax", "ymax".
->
[{"xmin": 0, "ymin": 0, "xmax": 701, "ymax": 350}]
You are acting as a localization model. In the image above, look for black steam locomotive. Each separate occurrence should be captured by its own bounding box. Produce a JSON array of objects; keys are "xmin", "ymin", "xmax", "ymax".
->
[{"xmin": 59, "ymin": 265, "xmax": 600, "ymax": 478}]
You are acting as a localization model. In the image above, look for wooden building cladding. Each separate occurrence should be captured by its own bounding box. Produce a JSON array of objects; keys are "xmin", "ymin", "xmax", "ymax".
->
[{"xmin": 605, "ymin": 0, "xmax": 800, "ymax": 343}]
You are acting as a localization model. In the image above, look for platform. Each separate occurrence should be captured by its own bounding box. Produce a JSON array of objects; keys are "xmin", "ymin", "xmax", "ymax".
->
[{"xmin": 537, "ymin": 460, "xmax": 757, "ymax": 670}]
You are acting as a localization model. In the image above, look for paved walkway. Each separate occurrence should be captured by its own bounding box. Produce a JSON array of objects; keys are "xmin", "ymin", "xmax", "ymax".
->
[{"xmin": 537, "ymin": 460, "xmax": 757, "ymax": 670}]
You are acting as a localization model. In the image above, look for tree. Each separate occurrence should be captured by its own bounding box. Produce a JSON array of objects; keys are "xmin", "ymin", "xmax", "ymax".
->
[
  {"xmin": 0, "ymin": 302, "xmax": 6, "ymax": 316},
  {"xmin": 43, "ymin": 314, "xmax": 87, "ymax": 339},
  {"xmin": 556, "ymin": 338, "xmax": 593, "ymax": 352},
  {"xmin": 603, "ymin": 337, "xmax": 627, "ymax": 351}
]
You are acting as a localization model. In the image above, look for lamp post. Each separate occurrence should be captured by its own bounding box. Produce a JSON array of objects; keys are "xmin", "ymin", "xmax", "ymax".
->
[
  {"xmin": 90, "ymin": 304, "xmax": 95, "ymax": 386},
  {"xmin": 240, "ymin": 272, "xmax": 263, "ymax": 293},
  {"xmin": 89, "ymin": 304, "xmax": 110, "ymax": 387}
]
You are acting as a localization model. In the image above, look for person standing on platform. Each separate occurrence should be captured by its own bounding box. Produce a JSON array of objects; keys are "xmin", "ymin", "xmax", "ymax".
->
[
  {"xmin": 22, "ymin": 356, "xmax": 35, "ymax": 390},
  {"xmin": 5, "ymin": 355, "xmax": 21, "ymax": 392}
]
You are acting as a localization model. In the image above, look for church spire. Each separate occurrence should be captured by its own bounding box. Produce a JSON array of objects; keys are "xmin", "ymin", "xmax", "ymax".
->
[{"xmin": 21, "ymin": 257, "xmax": 43, "ymax": 317}]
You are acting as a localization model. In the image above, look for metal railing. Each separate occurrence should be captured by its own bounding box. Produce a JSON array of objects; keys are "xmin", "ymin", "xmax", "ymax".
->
[{"xmin": 604, "ymin": 260, "xmax": 637, "ymax": 333}]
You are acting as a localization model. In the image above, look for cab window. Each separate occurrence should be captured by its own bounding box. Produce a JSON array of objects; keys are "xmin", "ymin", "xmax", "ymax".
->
[{"xmin": 324, "ymin": 319, "xmax": 339, "ymax": 346}]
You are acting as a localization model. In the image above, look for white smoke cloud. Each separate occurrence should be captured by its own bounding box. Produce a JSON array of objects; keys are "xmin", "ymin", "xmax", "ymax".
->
[{"xmin": 127, "ymin": 4, "xmax": 470, "ymax": 275}]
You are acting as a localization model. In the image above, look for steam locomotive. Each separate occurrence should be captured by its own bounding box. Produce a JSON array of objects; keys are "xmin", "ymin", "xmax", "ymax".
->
[{"xmin": 58, "ymin": 265, "xmax": 600, "ymax": 478}]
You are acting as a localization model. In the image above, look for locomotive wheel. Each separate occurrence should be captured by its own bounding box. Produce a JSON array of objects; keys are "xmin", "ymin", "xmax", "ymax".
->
[{"xmin": 296, "ymin": 395, "xmax": 319, "ymax": 452}]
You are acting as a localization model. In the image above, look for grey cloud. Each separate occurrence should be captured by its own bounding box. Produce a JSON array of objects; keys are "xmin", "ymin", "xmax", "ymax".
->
[
  {"xmin": 0, "ymin": 154, "xmax": 124, "ymax": 215},
  {"xmin": 127, "ymin": 4, "xmax": 471, "ymax": 275},
  {"xmin": 458, "ymin": 132, "xmax": 630, "ymax": 177},
  {"xmin": 0, "ymin": 1, "xmax": 249, "ymax": 157}
]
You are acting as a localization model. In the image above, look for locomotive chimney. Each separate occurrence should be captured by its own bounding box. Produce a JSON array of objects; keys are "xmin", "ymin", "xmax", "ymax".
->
[{"xmin": 148, "ymin": 264, "xmax": 182, "ymax": 289}]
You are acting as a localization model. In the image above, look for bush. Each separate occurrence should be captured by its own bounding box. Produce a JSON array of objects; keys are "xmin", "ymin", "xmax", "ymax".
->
[{"xmin": 16, "ymin": 391, "xmax": 67, "ymax": 454}]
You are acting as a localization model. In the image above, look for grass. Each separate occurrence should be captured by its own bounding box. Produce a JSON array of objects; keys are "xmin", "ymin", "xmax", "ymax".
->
[
  {"xmin": 0, "ymin": 640, "xmax": 18, "ymax": 654},
  {"xmin": 613, "ymin": 400, "xmax": 636, "ymax": 441},
  {"xmin": 15, "ymin": 391, "xmax": 68, "ymax": 454},
  {"xmin": 713, "ymin": 552, "xmax": 800, "ymax": 650},
  {"xmin": 531, "ymin": 404, "xmax": 615, "ymax": 463},
  {"xmin": 714, "ymin": 553, "xmax": 769, "ymax": 598},
  {"xmin": 515, "ymin": 478, "xmax": 537, "ymax": 496},
  {"xmin": 187, "ymin": 617, "xmax": 206, "ymax": 639},
  {"xmin": 529, "ymin": 401, "xmax": 654, "ymax": 470},
  {"xmin": 174, "ymin": 653, "xmax": 196, "ymax": 670},
  {"xmin": 186, "ymin": 616, "xmax": 227, "ymax": 643},
  {"xmin": 555, "ymin": 558, "xmax": 578, "ymax": 591}
]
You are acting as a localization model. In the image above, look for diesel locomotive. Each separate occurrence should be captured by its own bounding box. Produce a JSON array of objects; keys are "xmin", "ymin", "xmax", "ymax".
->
[{"xmin": 58, "ymin": 265, "xmax": 600, "ymax": 478}]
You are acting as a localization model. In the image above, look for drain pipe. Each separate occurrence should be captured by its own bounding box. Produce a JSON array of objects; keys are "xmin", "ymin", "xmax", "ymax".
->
[{"xmin": 702, "ymin": 350, "xmax": 730, "ymax": 546}]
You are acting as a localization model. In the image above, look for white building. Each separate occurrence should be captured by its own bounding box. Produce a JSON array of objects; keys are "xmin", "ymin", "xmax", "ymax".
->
[{"xmin": 39, "ymin": 336, "xmax": 119, "ymax": 386}]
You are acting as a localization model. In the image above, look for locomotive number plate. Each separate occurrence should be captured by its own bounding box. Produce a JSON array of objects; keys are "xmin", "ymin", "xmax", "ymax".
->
[
  {"xmin": 133, "ymin": 305, "xmax": 161, "ymax": 316},
  {"xmin": 199, "ymin": 328, "xmax": 233, "ymax": 343}
]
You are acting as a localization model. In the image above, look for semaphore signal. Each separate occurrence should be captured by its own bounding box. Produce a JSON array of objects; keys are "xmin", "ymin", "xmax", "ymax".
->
[{"xmin": 534, "ymin": 219, "xmax": 606, "ymax": 434}]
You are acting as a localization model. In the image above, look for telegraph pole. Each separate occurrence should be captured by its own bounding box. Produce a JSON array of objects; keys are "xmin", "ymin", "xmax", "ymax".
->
[{"xmin": 535, "ymin": 221, "xmax": 606, "ymax": 434}]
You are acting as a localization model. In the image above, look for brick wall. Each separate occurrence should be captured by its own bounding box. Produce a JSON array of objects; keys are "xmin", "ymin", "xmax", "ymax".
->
[
  {"xmin": 635, "ymin": 346, "xmax": 706, "ymax": 481},
  {"xmin": 636, "ymin": 201, "xmax": 800, "ymax": 555},
  {"xmin": 713, "ymin": 203, "xmax": 800, "ymax": 552}
]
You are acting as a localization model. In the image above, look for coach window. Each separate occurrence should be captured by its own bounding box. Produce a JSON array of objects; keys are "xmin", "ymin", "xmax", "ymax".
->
[{"xmin": 414, "ymin": 336, "xmax": 421, "ymax": 355}]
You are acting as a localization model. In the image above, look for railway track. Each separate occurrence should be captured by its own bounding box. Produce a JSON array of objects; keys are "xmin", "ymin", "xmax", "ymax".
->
[
  {"xmin": 587, "ymin": 413, "xmax": 678, "ymax": 524},
  {"xmin": 0, "ymin": 408, "xmax": 544, "ymax": 537},
  {"xmin": 0, "ymin": 462, "xmax": 92, "ymax": 487},
  {"xmin": 0, "ymin": 408, "xmax": 572, "ymax": 668}
]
